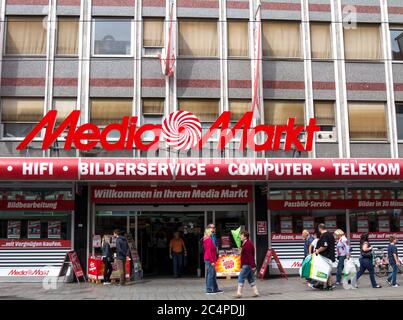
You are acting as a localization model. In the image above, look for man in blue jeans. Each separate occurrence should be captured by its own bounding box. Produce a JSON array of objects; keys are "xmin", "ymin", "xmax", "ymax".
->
[{"xmin": 387, "ymin": 235, "xmax": 400, "ymax": 287}]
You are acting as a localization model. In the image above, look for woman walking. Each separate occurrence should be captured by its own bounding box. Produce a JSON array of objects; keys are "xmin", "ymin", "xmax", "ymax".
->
[
  {"xmin": 335, "ymin": 229, "xmax": 350, "ymax": 285},
  {"xmin": 102, "ymin": 235, "xmax": 113, "ymax": 285},
  {"xmin": 355, "ymin": 233, "xmax": 382, "ymax": 288},
  {"xmin": 203, "ymin": 227, "xmax": 223, "ymax": 295},
  {"xmin": 236, "ymin": 231, "xmax": 259, "ymax": 298}
]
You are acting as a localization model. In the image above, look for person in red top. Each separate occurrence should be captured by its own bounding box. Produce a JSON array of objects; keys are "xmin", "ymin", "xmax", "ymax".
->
[
  {"xmin": 236, "ymin": 231, "xmax": 259, "ymax": 298},
  {"xmin": 203, "ymin": 226, "xmax": 223, "ymax": 295}
]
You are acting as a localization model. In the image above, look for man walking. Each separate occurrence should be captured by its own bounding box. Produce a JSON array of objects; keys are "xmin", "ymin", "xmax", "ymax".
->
[
  {"xmin": 314, "ymin": 223, "xmax": 336, "ymax": 290},
  {"xmin": 387, "ymin": 235, "xmax": 400, "ymax": 287},
  {"xmin": 114, "ymin": 229, "xmax": 130, "ymax": 286},
  {"xmin": 169, "ymin": 232, "xmax": 187, "ymax": 278},
  {"xmin": 302, "ymin": 230, "xmax": 314, "ymax": 258}
]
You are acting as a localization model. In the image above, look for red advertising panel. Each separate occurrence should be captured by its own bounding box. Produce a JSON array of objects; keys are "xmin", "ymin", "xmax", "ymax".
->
[
  {"xmin": 68, "ymin": 251, "xmax": 84, "ymax": 278},
  {"xmin": 302, "ymin": 216, "xmax": 315, "ymax": 233},
  {"xmin": 48, "ymin": 221, "xmax": 62, "ymax": 239},
  {"xmin": 280, "ymin": 216, "xmax": 293, "ymax": 234},
  {"xmin": 0, "ymin": 200, "xmax": 74, "ymax": 211},
  {"xmin": 91, "ymin": 185, "xmax": 253, "ymax": 203},
  {"xmin": 257, "ymin": 221, "xmax": 268, "ymax": 235},
  {"xmin": 325, "ymin": 216, "xmax": 337, "ymax": 232},
  {"xmin": 378, "ymin": 215, "xmax": 391, "ymax": 232},
  {"xmin": 357, "ymin": 216, "xmax": 369, "ymax": 233},
  {"xmin": 7, "ymin": 221, "xmax": 21, "ymax": 239},
  {"xmin": 0, "ymin": 158, "xmax": 401, "ymax": 181},
  {"xmin": 0, "ymin": 240, "xmax": 71, "ymax": 249}
]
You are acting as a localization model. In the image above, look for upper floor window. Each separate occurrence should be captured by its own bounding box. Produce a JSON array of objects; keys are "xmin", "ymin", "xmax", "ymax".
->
[
  {"xmin": 178, "ymin": 20, "xmax": 218, "ymax": 57},
  {"xmin": 262, "ymin": 21, "xmax": 301, "ymax": 59},
  {"xmin": 314, "ymin": 101, "xmax": 336, "ymax": 141},
  {"xmin": 5, "ymin": 16, "xmax": 47, "ymax": 55},
  {"xmin": 348, "ymin": 102, "xmax": 387, "ymax": 141},
  {"xmin": 1, "ymin": 98, "xmax": 44, "ymax": 138},
  {"xmin": 228, "ymin": 20, "xmax": 249, "ymax": 58},
  {"xmin": 142, "ymin": 99, "xmax": 164, "ymax": 140},
  {"xmin": 143, "ymin": 18, "xmax": 164, "ymax": 57},
  {"xmin": 90, "ymin": 99, "xmax": 132, "ymax": 126},
  {"xmin": 93, "ymin": 18, "xmax": 132, "ymax": 56},
  {"xmin": 56, "ymin": 17, "xmax": 79, "ymax": 56},
  {"xmin": 344, "ymin": 24, "xmax": 382, "ymax": 60},
  {"xmin": 310, "ymin": 22, "xmax": 332, "ymax": 59},
  {"xmin": 53, "ymin": 98, "xmax": 76, "ymax": 124},
  {"xmin": 264, "ymin": 100, "xmax": 305, "ymax": 125},
  {"xmin": 396, "ymin": 103, "xmax": 403, "ymax": 141},
  {"xmin": 390, "ymin": 27, "xmax": 403, "ymax": 61}
]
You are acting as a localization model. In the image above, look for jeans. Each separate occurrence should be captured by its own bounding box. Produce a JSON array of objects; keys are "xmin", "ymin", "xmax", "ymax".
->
[
  {"xmin": 103, "ymin": 257, "xmax": 113, "ymax": 282},
  {"xmin": 356, "ymin": 257, "xmax": 378, "ymax": 288},
  {"xmin": 205, "ymin": 261, "xmax": 219, "ymax": 293},
  {"xmin": 172, "ymin": 252, "xmax": 183, "ymax": 277},
  {"xmin": 116, "ymin": 259, "xmax": 126, "ymax": 285},
  {"xmin": 388, "ymin": 264, "xmax": 398, "ymax": 285},
  {"xmin": 238, "ymin": 265, "xmax": 256, "ymax": 287},
  {"xmin": 336, "ymin": 256, "xmax": 346, "ymax": 283}
]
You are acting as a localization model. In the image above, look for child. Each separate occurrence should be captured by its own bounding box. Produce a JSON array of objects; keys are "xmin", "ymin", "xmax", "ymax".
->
[{"xmin": 387, "ymin": 235, "xmax": 401, "ymax": 287}]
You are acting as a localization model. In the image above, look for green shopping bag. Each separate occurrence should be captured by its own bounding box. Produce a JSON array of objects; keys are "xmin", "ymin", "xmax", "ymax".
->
[{"xmin": 299, "ymin": 254, "xmax": 313, "ymax": 279}]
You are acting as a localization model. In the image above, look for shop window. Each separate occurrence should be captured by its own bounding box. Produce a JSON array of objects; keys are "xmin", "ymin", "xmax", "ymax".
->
[
  {"xmin": 348, "ymin": 102, "xmax": 387, "ymax": 141},
  {"xmin": 178, "ymin": 19, "xmax": 218, "ymax": 57},
  {"xmin": 310, "ymin": 22, "xmax": 332, "ymax": 59},
  {"xmin": 314, "ymin": 101, "xmax": 336, "ymax": 141},
  {"xmin": 142, "ymin": 99, "xmax": 164, "ymax": 140},
  {"xmin": 344, "ymin": 24, "xmax": 382, "ymax": 60},
  {"xmin": 264, "ymin": 100, "xmax": 305, "ymax": 126},
  {"xmin": 390, "ymin": 27, "xmax": 403, "ymax": 61},
  {"xmin": 262, "ymin": 21, "xmax": 301, "ymax": 58},
  {"xmin": 143, "ymin": 18, "xmax": 164, "ymax": 56},
  {"xmin": 178, "ymin": 98, "xmax": 219, "ymax": 133},
  {"xmin": 1, "ymin": 98, "xmax": 44, "ymax": 138},
  {"xmin": 93, "ymin": 18, "xmax": 132, "ymax": 56},
  {"xmin": 5, "ymin": 16, "xmax": 47, "ymax": 55},
  {"xmin": 56, "ymin": 17, "xmax": 79, "ymax": 55},
  {"xmin": 214, "ymin": 210, "xmax": 248, "ymax": 250},
  {"xmin": 228, "ymin": 20, "xmax": 249, "ymax": 58},
  {"xmin": 397, "ymin": 103, "xmax": 403, "ymax": 141},
  {"xmin": 349, "ymin": 210, "xmax": 401, "ymax": 233}
]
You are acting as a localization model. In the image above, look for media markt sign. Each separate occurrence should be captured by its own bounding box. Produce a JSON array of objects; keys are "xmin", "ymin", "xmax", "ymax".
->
[{"xmin": 16, "ymin": 110, "xmax": 320, "ymax": 152}]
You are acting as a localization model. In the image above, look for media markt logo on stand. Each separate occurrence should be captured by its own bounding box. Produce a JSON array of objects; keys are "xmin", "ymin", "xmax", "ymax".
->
[{"xmin": 16, "ymin": 110, "xmax": 320, "ymax": 152}]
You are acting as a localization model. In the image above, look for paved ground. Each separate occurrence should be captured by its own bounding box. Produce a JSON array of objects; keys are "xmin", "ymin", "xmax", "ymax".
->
[{"xmin": 0, "ymin": 275, "xmax": 402, "ymax": 300}]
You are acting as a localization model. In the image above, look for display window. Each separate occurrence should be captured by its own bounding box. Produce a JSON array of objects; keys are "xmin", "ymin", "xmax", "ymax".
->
[{"xmin": 349, "ymin": 209, "xmax": 401, "ymax": 233}]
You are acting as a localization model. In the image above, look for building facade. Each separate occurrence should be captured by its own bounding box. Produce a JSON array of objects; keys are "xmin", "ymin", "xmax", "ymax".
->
[{"xmin": 0, "ymin": 0, "xmax": 403, "ymax": 281}]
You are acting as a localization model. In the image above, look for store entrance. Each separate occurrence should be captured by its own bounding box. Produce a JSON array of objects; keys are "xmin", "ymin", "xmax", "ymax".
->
[{"xmin": 137, "ymin": 212, "xmax": 204, "ymax": 277}]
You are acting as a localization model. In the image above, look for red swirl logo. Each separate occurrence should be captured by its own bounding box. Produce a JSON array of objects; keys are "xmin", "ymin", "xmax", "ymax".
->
[{"xmin": 162, "ymin": 111, "xmax": 202, "ymax": 150}]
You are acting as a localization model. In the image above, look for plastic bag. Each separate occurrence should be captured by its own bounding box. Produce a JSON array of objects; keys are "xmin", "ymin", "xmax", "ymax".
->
[
  {"xmin": 310, "ymin": 254, "xmax": 333, "ymax": 283},
  {"xmin": 299, "ymin": 255, "xmax": 312, "ymax": 279},
  {"xmin": 342, "ymin": 258, "xmax": 358, "ymax": 290}
]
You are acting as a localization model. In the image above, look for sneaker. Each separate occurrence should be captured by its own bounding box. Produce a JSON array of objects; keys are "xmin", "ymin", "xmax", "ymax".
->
[
  {"xmin": 335, "ymin": 282, "xmax": 341, "ymax": 286},
  {"xmin": 308, "ymin": 283, "xmax": 316, "ymax": 290},
  {"xmin": 373, "ymin": 285, "xmax": 382, "ymax": 288},
  {"xmin": 206, "ymin": 292, "xmax": 217, "ymax": 295},
  {"xmin": 386, "ymin": 280, "xmax": 392, "ymax": 286},
  {"xmin": 392, "ymin": 284, "xmax": 400, "ymax": 288},
  {"xmin": 103, "ymin": 282, "xmax": 111, "ymax": 285},
  {"xmin": 214, "ymin": 289, "xmax": 224, "ymax": 294}
]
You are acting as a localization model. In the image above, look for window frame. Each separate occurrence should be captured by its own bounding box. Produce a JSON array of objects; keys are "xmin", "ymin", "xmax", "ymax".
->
[
  {"xmin": 91, "ymin": 17, "xmax": 134, "ymax": 58},
  {"xmin": 0, "ymin": 97, "xmax": 45, "ymax": 141},
  {"xmin": 310, "ymin": 22, "xmax": 333, "ymax": 61},
  {"xmin": 55, "ymin": 16, "xmax": 80, "ymax": 57},
  {"xmin": 3, "ymin": 15, "xmax": 48, "ymax": 57},
  {"xmin": 177, "ymin": 19, "xmax": 219, "ymax": 58},
  {"xmin": 261, "ymin": 20, "xmax": 303, "ymax": 61},
  {"xmin": 343, "ymin": 23, "xmax": 383, "ymax": 62},
  {"xmin": 390, "ymin": 25, "xmax": 403, "ymax": 63},
  {"xmin": 142, "ymin": 18, "xmax": 165, "ymax": 58},
  {"xmin": 347, "ymin": 101, "xmax": 389, "ymax": 143},
  {"xmin": 396, "ymin": 103, "xmax": 403, "ymax": 142}
]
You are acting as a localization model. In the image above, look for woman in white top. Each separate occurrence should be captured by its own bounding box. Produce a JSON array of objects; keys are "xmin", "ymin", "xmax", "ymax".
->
[{"xmin": 335, "ymin": 229, "xmax": 350, "ymax": 285}]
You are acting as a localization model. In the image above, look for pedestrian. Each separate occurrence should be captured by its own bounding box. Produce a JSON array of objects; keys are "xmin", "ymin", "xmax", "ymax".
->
[
  {"xmin": 169, "ymin": 231, "xmax": 187, "ymax": 278},
  {"xmin": 355, "ymin": 233, "xmax": 381, "ymax": 288},
  {"xmin": 313, "ymin": 223, "xmax": 336, "ymax": 290},
  {"xmin": 101, "ymin": 235, "xmax": 113, "ymax": 285},
  {"xmin": 203, "ymin": 226, "xmax": 223, "ymax": 295},
  {"xmin": 302, "ymin": 230, "xmax": 314, "ymax": 258},
  {"xmin": 309, "ymin": 232, "xmax": 319, "ymax": 254},
  {"xmin": 236, "ymin": 231, "xmax": 259, "ymax": 298},
  {"xmin": 334, "ymin": 229, "xmax": 350, "ymax": 286},
  {"xmin": 386, "ymin": 235, "xmax": 400, "ymax": 287},
  {"xmin": 114, "ymin": 229, "xmax": 130, "ymax": 286}
]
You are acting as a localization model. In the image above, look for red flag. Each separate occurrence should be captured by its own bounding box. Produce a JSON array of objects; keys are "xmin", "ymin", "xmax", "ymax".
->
[
  {"xmin": 159, "ymin": 3, "xmax": 176, "ymax": 77},
  {"xmin": 251, "ymin": 3, "xmax": 262, "ymax": 119}
]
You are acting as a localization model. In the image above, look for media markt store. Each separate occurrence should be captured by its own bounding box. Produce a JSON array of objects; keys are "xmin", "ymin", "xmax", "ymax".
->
[{"xmin": 88, "ymin": 184, "xmax": 254, "ymax": 279}]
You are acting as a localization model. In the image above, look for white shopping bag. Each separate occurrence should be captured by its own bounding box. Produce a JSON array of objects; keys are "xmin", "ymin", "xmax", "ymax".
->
[
  {"xmin": 342, "ymin": 258, "xmax": 358, "ymax": 290},
  {"xmin": 310, "ymin": 254, "xmax": 333, "ymax": 283}
]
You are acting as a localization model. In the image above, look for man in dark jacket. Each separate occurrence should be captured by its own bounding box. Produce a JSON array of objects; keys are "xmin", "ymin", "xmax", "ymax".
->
[
  {"xmin": 114, "ymin": 229, "xmax": 130, "ymax": 285},
  {"xmin": 314, "ymin": 223, "xmax": 336, "ymax": 290}
]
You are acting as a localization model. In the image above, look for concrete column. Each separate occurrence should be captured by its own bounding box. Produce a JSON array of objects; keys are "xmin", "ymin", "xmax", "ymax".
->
[{"xmin": 380, "ymin": 0, "xmax": 399, "ymax": 158}]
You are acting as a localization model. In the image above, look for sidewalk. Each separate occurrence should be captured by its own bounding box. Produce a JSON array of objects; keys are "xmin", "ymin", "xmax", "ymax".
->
[{"xmin": 0, "ymin": 276, "xmax": 402, "ymax": 300}]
